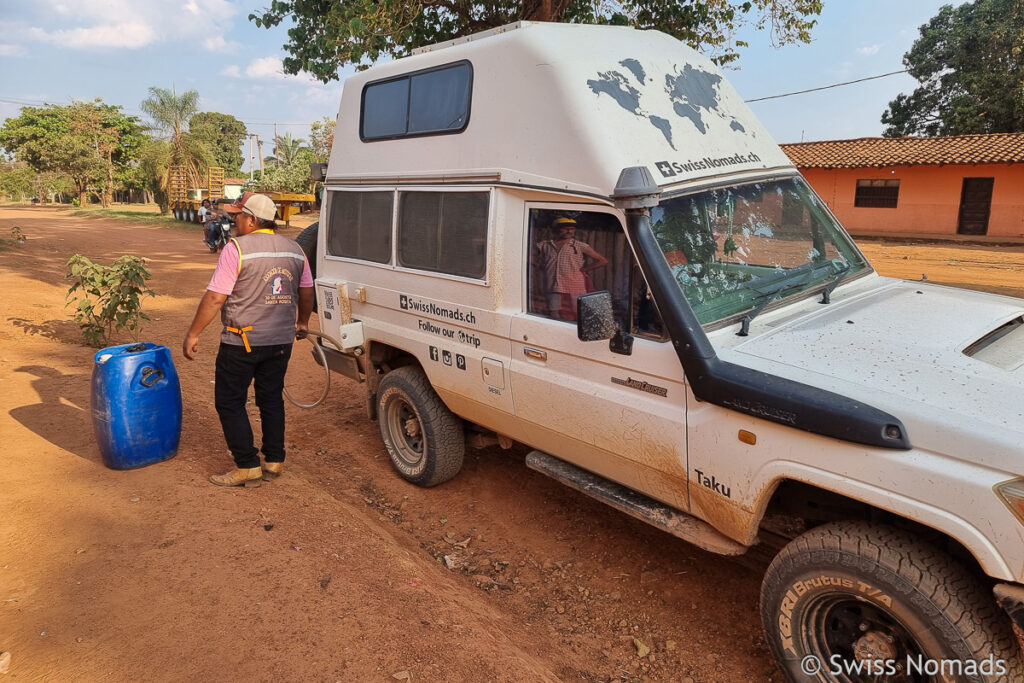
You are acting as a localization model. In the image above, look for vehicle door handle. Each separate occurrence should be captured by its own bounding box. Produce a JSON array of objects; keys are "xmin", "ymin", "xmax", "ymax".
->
[{"xmin": 523, "ymin": 346, "xmax": 547, "ymax": 361}]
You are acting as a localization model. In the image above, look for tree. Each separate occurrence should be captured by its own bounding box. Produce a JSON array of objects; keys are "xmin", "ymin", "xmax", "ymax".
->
[
  {"xmin": 0, "ymin": 162, "xmax": 34, "ymax": 202},
  {"xmin": 138, "ymin": 138, "xmax": 173, "ymax": 213},
  {"xmin": 250, "ymin": 0, "xmax": 823, "ymax": 83},
  {"xmin": 882, "ymin": 0, "xmax": 1024, "ymax": 137},
  {"xmin": 309, "ymin": 116, "xmax": 335, "ymax": 162},
  {"xmin": 190, "ymin": 111, "xmax": 247, "ymax": 174},
  {"xmin": 0, "ymin": 100, "xmax": 143, "ymax": 207},
  {"xmin": 268, "ymin": 132, "xmax": 309, "ymax": 167},
  {"xmin": 140, "ymin": 87, "xmax": 213, "ymax": 209},
  {"xmin": 247, "ymin": 147, "xmax": 317, "ymax": 193}
]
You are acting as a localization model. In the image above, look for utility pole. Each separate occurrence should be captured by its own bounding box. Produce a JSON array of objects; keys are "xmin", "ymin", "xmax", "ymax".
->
[
  {"xmin": 273, "ymin": 123, "xmax": 278, "ymax": 168},
  {"xmin": 256, "ymin": 135, "xmax": 265, "ymax": 175},
  {"xmin": 248, "ymin": 134, "xmax": 254, "ymax": 181}
]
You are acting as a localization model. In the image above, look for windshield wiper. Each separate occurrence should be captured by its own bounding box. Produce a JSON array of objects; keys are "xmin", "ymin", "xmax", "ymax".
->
[
  {"xmin": 736, "ymin": 277, "xmax": 811, "ymax": 336},
  {"xmin": 819, "ymin": 264, "xmax": 851, "ymax": 304}
]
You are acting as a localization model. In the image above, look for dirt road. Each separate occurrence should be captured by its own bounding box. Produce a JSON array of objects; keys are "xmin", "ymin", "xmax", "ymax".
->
[{"xmin": 1, "ymin": 206, "xmax": 1021, "ymax": 682}]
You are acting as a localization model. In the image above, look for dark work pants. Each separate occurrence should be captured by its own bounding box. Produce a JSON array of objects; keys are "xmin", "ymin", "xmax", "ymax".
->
[{"xmin": 214, "ymin": 342, "xmax": 293, "ymax": 469}]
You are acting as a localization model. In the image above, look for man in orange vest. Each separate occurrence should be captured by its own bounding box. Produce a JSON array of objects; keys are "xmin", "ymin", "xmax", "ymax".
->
[{"xmin": 182, "ymin": 192, "xmax": 315, "ymax": 487}]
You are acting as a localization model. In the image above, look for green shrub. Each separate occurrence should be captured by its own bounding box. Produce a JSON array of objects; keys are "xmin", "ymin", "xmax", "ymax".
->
[{"xmin": 65, "ymin": 254, "xmax": 156, "ymax": 347}]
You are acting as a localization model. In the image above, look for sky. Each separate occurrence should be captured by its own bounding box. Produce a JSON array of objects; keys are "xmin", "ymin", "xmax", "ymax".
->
[{"xmin": 0, "ymin": 0, "xmax": 960, "ymax": 172}]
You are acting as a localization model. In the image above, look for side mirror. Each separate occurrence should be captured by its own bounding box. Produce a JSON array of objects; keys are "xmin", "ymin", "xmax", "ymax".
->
[{"xmin": 577, "ymin": 291, "xmax": 616, "ymax": 342}]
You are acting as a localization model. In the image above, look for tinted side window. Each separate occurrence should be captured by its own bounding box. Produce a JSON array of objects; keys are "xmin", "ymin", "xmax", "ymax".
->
[
  {"xmin": 397, "ymin": 192, "xmax": 488, "ymax": 279},
  {"xmin": 361, "ymin": 62, "xmax": 472, "ymax": 140},
  {"xmin": 361, "ymin": 80, "xmax": 409, "ymax": 140},
  {"xmin": 326, "ymin": 191, "xmax": 393, "ymax": 263},
  {"xmin": 409, "ymin": 66, "xmax": 471, "ymax": 133}
]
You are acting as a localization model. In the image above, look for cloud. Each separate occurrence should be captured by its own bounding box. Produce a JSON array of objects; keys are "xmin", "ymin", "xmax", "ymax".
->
[
  {"xmin": 0, "ymin": 43, "xmax": 27, "ymax": 57},
  {"xmin": 23, "ymin": 0, "xmax": 237, "ymax": 51},
  {"xmin": 203, "ymin": 37, "xmax": 242, "ymax": 53},
  {"xmin": 245, "ymin": 56, "xmax": 289, "ymax": 79},
  {"xmin": 242, "ymin": 56, "xmax": 319, "ymax": 84},
  {"xmin": 27, "ymin": 23, "xmax": 157, "ymax": 49},
  {"xmin": 302, "ymin": 86, "xmax": 341, "ymax": 105},
  {"xmin": 220, "ymin": 65, "xmax": 242, "ymax": 78},
  {"xmin": 856, "ymin": 44, "xmax": 882, "ymax": 57}
]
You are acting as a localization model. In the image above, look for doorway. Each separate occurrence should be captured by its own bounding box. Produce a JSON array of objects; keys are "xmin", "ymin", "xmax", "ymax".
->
[{"xmin": 957, "ymin": 177, "xmax": 994, "ymax": 235}]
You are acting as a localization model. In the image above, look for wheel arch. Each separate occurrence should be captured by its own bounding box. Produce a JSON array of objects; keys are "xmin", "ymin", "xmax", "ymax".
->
[
  {"xmin": 757, "ymin": 477, "xmax": 1010, "ymax": 584},
  {"xmin": 363, "ymin": 340, "xmax": 426, "ymax": 421}
]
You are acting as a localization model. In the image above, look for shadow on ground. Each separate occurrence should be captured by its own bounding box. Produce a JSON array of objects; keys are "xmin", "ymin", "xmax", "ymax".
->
[{"xmin": 9, "ymin": 364, "xmax": 101, "ymax": 464}]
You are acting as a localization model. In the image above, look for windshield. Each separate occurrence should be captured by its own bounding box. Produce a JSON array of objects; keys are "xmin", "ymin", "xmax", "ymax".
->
[{"xmin": 650, "ymin": 176, "xmax": 869, "ymax": 326}]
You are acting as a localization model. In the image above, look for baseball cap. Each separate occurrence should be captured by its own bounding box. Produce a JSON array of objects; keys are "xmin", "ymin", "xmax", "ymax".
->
[
  {"xmin": 552, "ymin": 217, "xmax": 577, "ymax": 227},
  {"xmin": 223, "ymin": 192, "xmax": 277, "ymax": 222}
]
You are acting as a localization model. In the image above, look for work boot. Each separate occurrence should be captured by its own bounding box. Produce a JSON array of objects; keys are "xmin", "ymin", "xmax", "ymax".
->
[
  {"xmin": 209, "ymin": 467, "xmax": 263, "ymax": 488},
  {"xmin": 262, "ymin": 461, "xmax": 284, "ymax": 481}
]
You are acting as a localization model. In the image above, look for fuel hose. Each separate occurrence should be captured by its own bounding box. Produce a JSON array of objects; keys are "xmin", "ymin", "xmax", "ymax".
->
[{"xmin": 284, "ymin": 330, "xmax": 346, "ymax": 409}]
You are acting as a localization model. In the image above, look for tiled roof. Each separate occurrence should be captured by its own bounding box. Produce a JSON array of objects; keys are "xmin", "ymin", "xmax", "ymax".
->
[
  {"xmin": 225, "ymin": 177, "xmax": 248, "ymax": 185},
  {"xmin": 780, "ymin": 133, "xmax": 1024, "ymax": 169}
]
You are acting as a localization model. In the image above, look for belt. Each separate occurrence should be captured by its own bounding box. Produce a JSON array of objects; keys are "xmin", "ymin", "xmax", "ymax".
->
[{"xmin": 226, "ymin": 325, "xmax": 253, "ymax": 353}]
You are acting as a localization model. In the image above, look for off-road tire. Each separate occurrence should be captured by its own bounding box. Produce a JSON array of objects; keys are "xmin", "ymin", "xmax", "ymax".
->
[
  {"xmin": 294, "ymin": 222, "xmax": 318, "ymax": 312},
  {"xmin": 761, "ymin": 521, "xmax": 1023, "ymax": 682},
  {"xmin": 376, "ymin": 366, "xmax": 464, "ymax": 487},
  {"xmin": 294, "ymin": 222, "xmax": 318, "ymax": 279}
]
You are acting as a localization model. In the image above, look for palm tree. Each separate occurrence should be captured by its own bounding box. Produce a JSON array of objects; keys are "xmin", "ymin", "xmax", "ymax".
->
[
  {"xmin": 272, "ymin": 132, "xmax": 309, "ymax": 167},
  {"xmin": 140, "ymin": 86, "xmax": 211, "ymax": 210}
]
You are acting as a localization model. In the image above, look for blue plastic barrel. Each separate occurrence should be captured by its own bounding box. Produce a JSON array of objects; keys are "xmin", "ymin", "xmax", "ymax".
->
[{"xmin": 91, "ymin": 342, "xmax": 182, "ymax": 469}]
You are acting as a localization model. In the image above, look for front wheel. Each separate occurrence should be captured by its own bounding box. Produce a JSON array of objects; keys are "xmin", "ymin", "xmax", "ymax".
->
[
  {"xmin": 761, "ymin": 521, "xmax": 1023, "ymax": 682},
  {"xmin": 376, "ymin": 366, "xmax": 464, "ymax": 487}
]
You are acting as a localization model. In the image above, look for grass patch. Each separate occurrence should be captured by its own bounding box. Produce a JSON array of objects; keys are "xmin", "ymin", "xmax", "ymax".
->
[{"xmin": 68, "ymin": 207, "xmax": 185, "ymax": 227}]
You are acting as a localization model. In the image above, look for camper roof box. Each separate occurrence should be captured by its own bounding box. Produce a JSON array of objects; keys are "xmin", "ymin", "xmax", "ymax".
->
[{"xmin": 328, "ymin": 21, "xmax": 793, "ymax": 199}]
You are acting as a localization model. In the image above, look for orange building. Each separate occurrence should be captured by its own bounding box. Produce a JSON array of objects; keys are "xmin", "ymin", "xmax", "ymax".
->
[{"xmin": 781, "ymin": 133, "xmax": 1024, "ymax": 238}]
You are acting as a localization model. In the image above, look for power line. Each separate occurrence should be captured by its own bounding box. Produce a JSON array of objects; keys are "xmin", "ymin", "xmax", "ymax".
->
[{"xmin": 745, "ymin": 69, "xmax": 911, "ymax": 103}]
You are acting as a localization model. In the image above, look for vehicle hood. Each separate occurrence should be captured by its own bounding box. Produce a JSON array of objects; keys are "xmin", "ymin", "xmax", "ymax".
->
[{"xmin": 726, "ymin": 279, "xmax": 1024, "ymax": 472}]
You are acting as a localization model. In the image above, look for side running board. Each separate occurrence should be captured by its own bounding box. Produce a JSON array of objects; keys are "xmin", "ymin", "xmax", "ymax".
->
[{"xmin": 525, "ymin": 451, "xmax": 748, "ymax": 556}]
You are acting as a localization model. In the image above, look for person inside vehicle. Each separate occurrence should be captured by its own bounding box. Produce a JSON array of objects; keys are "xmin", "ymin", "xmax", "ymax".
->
[{"xmin": 534, "ymin": 216, "xmax": 609, "ymax": 321}]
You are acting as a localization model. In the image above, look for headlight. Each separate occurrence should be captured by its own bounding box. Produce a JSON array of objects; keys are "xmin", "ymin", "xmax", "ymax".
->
[{"xmin": 995, "ymin": 479, "xmax": 1024, "ymax": 526}]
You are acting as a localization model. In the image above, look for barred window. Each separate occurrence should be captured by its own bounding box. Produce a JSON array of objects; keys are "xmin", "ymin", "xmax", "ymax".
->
[
  {"xmin": 325, "ymin": 191, "xmax": 393, "ymax": 263},
  {"xmin": 397, "ymin": 192, "xmax": 488, "ymax": 279},
  {"xmin": 854, "ymin": 179, "xmax": 900, "ymax": 208}
]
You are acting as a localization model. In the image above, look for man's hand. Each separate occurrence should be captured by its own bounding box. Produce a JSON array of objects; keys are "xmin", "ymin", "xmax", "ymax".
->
[
  {"xmin": 182, "ymin": 290, "xmax": 228, "ymax": 360},
  {"xmin": 296, "ymin": 286, "xmax": 314, "ymax": 341},
  {"xmin": 182, "ymin": 333, "xmax": 200, "ymax": 360}
]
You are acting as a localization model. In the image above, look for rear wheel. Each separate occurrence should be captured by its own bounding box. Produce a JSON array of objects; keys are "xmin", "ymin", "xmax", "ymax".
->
[
  {"xmin": 294, "ymin": 222, "xmax": 318, "ymax": 280},
  {"xmin": 376, "ymin": 366, "xmax": 464, "ymax": 487},
  {"xmin": 761, "ymin": 521, "xmax": 1023, "ymax": 681}
]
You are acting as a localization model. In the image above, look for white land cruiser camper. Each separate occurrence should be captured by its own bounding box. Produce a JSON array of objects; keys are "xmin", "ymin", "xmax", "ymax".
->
[{"xmin": 297, "ymin": 22, "xmax": 1024, "ymax": 680}]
